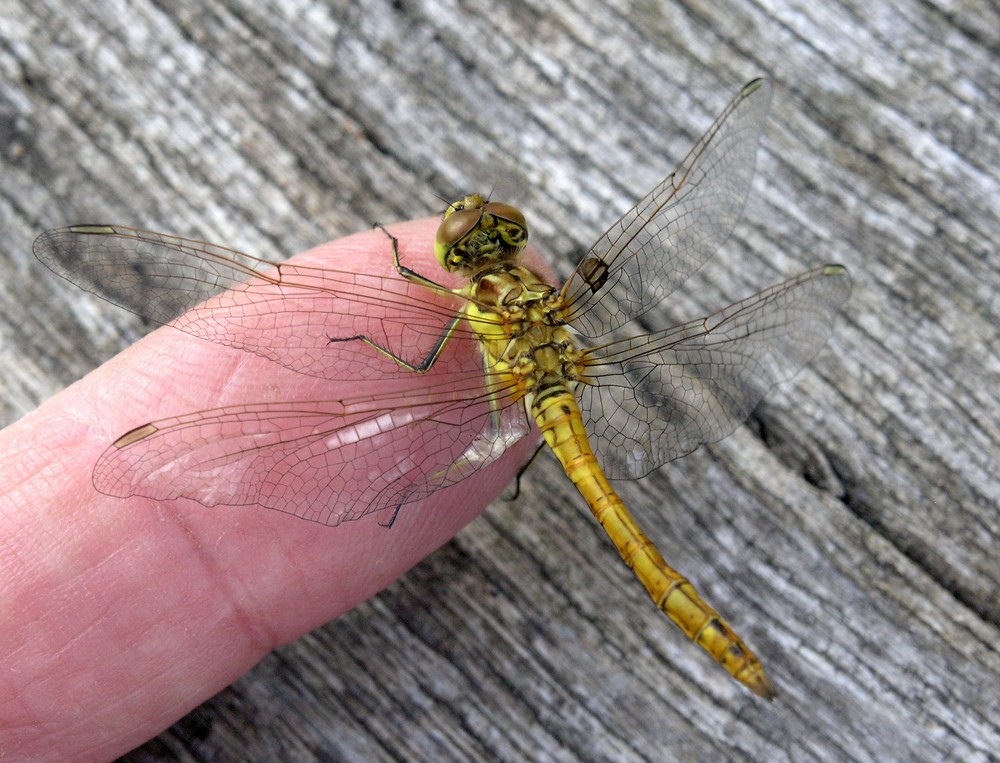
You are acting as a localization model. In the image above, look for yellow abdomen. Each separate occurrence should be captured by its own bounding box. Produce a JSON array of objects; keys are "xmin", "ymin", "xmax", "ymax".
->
[{"xmin": 530, "ymin": 384, "xmax": 776, "ymax": 699}]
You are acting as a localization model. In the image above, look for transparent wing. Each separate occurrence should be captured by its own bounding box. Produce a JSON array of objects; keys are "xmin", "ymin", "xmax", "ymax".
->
[
  {"xmin": 562, "ymin": 78, "xmax": 773, "ymax": 337},
  {"xmin": 579, "ymin": 265, "xmax": 851, "ymax": 479},
  {"xmin": 33, "ymin": 225, "xmax": 470, "ymax": 381},
  {"xmin": 93, "ymin": 370, "xmax": 534, "ymax": 524}
]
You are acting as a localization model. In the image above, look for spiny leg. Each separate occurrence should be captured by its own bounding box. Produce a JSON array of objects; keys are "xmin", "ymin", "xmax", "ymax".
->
[
  {"xmin": 327, "ymin": 224, "xmax": 463, "ymax": 373},
  {"xmin": 376, "ymin": 222, "xmax": 455, "ymax": 295},
  {"xmin": 505, "ymin": 440, "xmax": 547, "ymax": 500}
]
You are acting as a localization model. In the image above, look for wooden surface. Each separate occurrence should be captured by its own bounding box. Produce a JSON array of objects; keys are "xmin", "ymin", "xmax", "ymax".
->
[{"xmin": 2, "ymin": 1, "xmax": 999, "ymax": 760}]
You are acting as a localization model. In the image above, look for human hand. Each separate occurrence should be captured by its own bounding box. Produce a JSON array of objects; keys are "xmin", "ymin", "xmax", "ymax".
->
[{"xmin": 0, "ymin": 217, "xmax": 539, "ymax": 759}]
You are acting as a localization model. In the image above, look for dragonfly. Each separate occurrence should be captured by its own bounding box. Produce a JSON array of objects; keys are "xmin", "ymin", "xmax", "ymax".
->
[{"xmin": 34, "ymin": 78, "xmax": 850, "ymax": 698}]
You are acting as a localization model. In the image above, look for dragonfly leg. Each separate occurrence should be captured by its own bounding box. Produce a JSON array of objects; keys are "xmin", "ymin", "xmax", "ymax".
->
[
  {"xmin": 505, "ymin": 439, "xmax": 547, "ymax": 500},
  {"xmin": 327, "ymin": 313, "xmax": 463, "ymax": 373},
  {"xmin": 375, "ymin": 222, "xmax": 454, "ymax": 295},
  {"xmin": 378, "ymin": 502, "xmax": 405, "ymax": 528},
  {"xmin": 325, "ymin": 224, "xmax": 466, "ymax": 372}
]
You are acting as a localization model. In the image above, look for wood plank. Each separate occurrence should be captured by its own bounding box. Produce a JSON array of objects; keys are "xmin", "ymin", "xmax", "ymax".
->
[{"xmin": 1, "ymin": 0, "xmax": 998, "ymax": 760}]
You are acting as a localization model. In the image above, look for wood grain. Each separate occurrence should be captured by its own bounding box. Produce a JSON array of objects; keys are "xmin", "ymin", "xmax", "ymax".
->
[{"xmin": 2, "ymin": 0, "xmax": 998, "ymax": 760}]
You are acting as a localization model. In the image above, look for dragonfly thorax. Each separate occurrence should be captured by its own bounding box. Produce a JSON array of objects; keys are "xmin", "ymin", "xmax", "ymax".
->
[
  {"xmin": 467, "ymin": 265, "xmax": 556, "ymax": 309},
  {"xmin": 457, "ymin": 251, "xmax": 585, "ymax": 407},
  {"xmin": 464, "ymin": 265, "xmax": 564, "ymax": 346},
  {"xmin": 434, "ymin": 194, "xmax": 528, "ymax": 274}
]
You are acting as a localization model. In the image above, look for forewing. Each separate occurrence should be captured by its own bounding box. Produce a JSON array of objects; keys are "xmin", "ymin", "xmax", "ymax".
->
[
  {"xmin": 33, "ymin": 225, "xmax": 466, "ymax": 381},
  {"xmin": 93, "ymin": 371, "xmax": 533, "ymax": 525},
  {"xmin": 579, "ymin": 265, "xmax": 851, "ymax": 479},
  {"xmin": 562, "ymin": 79, "xmax": 773, "ymax": 337}
]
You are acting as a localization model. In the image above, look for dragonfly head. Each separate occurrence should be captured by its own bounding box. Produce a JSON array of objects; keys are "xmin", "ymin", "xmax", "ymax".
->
[{"xmin": 435, "ymin": 194, "xmax": 528, "ymax": 273}]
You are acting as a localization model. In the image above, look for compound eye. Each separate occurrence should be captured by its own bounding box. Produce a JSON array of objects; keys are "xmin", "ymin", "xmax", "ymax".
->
[
  {"xmin": 483, "ymin": 202, "xmax": 526, "ymax": 229},
  {"xmin": 436, "ymin": 207, "xmax": 482, "ymax": 248}
]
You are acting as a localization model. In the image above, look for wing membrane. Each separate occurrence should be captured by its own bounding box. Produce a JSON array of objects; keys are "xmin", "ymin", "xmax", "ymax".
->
[
  {"xmin": 562, "ymin": 79, "xmax": 773, "ymax": 337},
  {"xmin": 580, "ymin": 265, "xmax": 851, "ymax": 479},
  {"xmin": 93, "ymin": 370, "xmax": 533, "ymax": 524},
  {"xmin": 33, "ymin": 225, "xmax": 471, "ymax": 381}
]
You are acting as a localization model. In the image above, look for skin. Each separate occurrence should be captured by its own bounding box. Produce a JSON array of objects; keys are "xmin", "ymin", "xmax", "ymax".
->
[{"xmin": 0, "ymin": 217, "xmax": 542, "ymax": 760}]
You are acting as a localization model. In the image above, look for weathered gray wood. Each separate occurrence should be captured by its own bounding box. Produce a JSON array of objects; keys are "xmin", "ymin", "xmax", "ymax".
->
[{"xmin": 2, "ymin": 0, "xmax": 998, "ymax": 760}]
